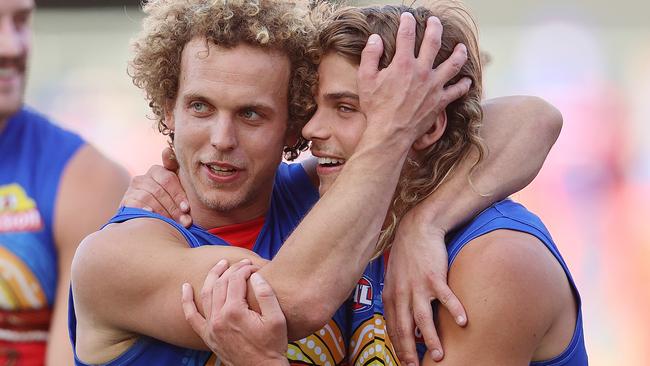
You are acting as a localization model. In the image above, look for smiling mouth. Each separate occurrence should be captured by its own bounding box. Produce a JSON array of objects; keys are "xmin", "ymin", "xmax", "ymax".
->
[
  {"xmin": 205, "ymin": 163, "xmax": 238, "ymax": 176},
  {"xmin": 317, "ymin": 157, "xmax": 346, "ymax": 168}
]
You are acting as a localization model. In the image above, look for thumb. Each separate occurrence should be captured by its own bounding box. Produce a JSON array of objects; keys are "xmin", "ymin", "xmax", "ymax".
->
[{"xmin": 250, "ymin": 273, "xmax": 285, "ymax": 322}]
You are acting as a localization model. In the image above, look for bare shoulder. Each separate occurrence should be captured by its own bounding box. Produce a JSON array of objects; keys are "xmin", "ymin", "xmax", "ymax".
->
[
  {"xmin": 427, "ymin": 229, "xmax": 575, "ymax": 365},
  {"xmin": 450, "ymin": 229, "xmax": 570, "ymax": 322},
  {"xmin": 72, "ymin": 218, "xmax": 185, "ymax": 289},
  {"xmin": 54, "ymin": 144, "xmax": 130, "ymax": 252}
]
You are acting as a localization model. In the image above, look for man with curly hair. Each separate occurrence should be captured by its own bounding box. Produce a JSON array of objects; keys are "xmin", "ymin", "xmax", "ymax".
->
[{"xmin": 70, "ymin": 0, "xmax": 563, "ymax": 365}]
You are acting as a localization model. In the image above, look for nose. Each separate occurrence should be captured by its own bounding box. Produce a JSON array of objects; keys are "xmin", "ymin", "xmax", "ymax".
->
[
  {"xmin": 302, "ymin": 107, "xmax": 331, "ymax": 142},
  {"xmin": 0, "ymin": 16, "xmax": 24, "ymax": 58},
  {"xmin": 210, "ymin": 114, "xmax": 238, "ymax": 151}
]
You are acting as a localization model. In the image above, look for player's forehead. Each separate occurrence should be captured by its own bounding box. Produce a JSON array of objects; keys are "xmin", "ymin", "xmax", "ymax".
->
[
  {"xmin": 178, "ymin": 38, "xmax": 290, "ymax": 111},
  {"xmin": 316, "ymin": 52, "xmax": 358, "ymax": 98}
]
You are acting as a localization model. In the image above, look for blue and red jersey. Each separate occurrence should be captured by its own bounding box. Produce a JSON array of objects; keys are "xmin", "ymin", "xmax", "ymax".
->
[{"xmin": 0, "ymin": 107, "xmax": 84, "ymax": 364}]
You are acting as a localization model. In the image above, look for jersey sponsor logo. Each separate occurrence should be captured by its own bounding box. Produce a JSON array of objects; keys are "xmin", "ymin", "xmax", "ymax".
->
[
  {"xmin": 351, "ymin": 276, "xmax": 373, "ymax": 313},
  {"xmin": 0, "ymin": 184, "xmax": 43, "ymax": 233}
]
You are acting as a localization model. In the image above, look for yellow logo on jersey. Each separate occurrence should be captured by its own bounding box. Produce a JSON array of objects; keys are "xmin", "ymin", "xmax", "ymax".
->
[{"xmin": 0, "ymin": 183, "xmax": 43, "ymax": 233}]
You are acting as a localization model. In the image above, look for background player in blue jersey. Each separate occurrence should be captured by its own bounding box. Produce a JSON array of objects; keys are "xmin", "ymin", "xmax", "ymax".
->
[
  {"xmin": 187, "ymin": 2, "xmax": 587, "ymax": 365},
  {"xmin": 73, "ymin": 0, "xmax": 563, "ymax": 365},
  {"xmin": 0, "ymin": 0, "xmax": 129, "ymax": 364}
]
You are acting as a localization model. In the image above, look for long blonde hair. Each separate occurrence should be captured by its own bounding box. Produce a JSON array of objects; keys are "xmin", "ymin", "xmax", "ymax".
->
[{"xmin": 314, "ymin": 1, "xmax": 486, "ymax": 257}]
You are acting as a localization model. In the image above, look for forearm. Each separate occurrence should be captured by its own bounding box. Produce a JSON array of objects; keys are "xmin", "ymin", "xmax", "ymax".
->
[
  {"xmin": 411, "ymin": 96, "xmax": 562, "ymax": 231},
  {"xmin": 258, "ymin": 139, "xmax": 411, "ymax": 339}
]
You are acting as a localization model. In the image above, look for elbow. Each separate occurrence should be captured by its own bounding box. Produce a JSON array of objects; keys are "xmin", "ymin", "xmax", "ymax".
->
[
  {"xmin": 283, "ymin": 294, "xmax": 339, "ymax": 341},
  {"xmin": 529, "ymin": 96, "xmax": 563, "ymax": 147}
]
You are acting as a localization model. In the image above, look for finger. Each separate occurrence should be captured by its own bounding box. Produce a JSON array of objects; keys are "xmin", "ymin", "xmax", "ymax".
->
[
  {"xmin": 441, "ymin": 77, "xmax": 472, "ymax": 107},
  {"xmin": 417, "ymin": 16, "xmax": 443, "ymax": 68},
  {"xmin": 162, "ymin": 147, "xmax": 180, "ymax": 171},
  {"xmin": 147, "ymin": 165, "xmax": 191, "ymax": 224},
  {"xmin": 121, "ymin": 196, "xmax": 155, "ymax": 213},
  {"xmin": 201, "ymin": 259, "xmax": 229, "ymax": 318},
  {"xmin": 181, "ymin": 282, "xmax": 207, "ymax": 333},
  {"xmin": 433, "ymin": 282, "xmax": 467, "ymax": 327},
  {"xmin": 122, "ymin": 190, "xmax": 169, "ymax": 217},
  {"xmin": 250, "ymin": 273, "xmax": 285, "ymax": 323},
  {"xmin": 358, "ymin": 34, "xmax": 383, "ymax": 82},
  {"xmin": 210, "ymin": 259, "xmax": 253, "ymax": 310},
  {"xmin": 434, "ymin": 43, "xmax": 468, "ymax": 85},
  {"xmin": 393, "ymin": 292, "xmax": 419, "ymax": 366},
  {"xmin": 393, "ymin": 12, "xmax": 417, "ymax": 64},
  {"xmin": 413, "ymin": 297, "xmax": 443, "ymax": 362},
  {"xmin": 128, "ymin": 174, "xmax": 177, "ymax": 218},
  {"xmin": 224, "ymin": 265, "xmax": 255, "ymax": 306}
]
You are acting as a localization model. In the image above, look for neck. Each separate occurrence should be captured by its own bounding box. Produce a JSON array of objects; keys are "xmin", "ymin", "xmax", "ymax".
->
[{"xmin": 190, "ymin": 198, "xmax": 272, "ymax": 229}]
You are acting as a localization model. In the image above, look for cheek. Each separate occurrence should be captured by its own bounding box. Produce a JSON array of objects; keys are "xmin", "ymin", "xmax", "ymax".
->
[{"xmin": 341, "ymin": 119, "xmax": 367, "ymax": 156}]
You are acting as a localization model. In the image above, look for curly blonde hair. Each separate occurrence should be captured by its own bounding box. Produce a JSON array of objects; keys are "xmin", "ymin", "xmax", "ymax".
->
[
  {"xmin": 314, "ymin": 1, "xmax": 486, "ymax": 257},
  {"xmin": 129, "ymin": 0, "xmax": 317, "ymax": 159}
]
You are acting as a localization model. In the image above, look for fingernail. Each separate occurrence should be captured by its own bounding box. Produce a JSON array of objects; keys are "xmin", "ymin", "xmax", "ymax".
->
[
  {"xmin": 432, "ymin": 349, "xmax": 443, "ymax": 360},
  {"xmin": 143, "ymin": 206, "xmax": 153, "ymax": 212},
  {"xmin": 217, "ymin": 259, "xmax": 227, "ymax": 266},
  {"xmin": 460, "ymin": 43, "xmax": 467, "ymax": 53},
  {"xmin": 181, "ymin": 283, "xmax": 189, "ymax": 293},
  {"xmin": 457, "ymin": 315, "xmax": 466, "ymax": 325},
  {"xmin": 181, "ymin": 215, "xmax": 192, "ymax": 227},
  {"xmin": 180, "ymin": 201, "xmax": 189, "ymax": 212},
  {"xmin": 240, "ymin": 258, "xmax": 251, "ymax": 264},
  {"xmin": 250, "ymin": 272, "xmax": 264, "ymax": 286},
  {"xmin": 367, "ymin": 34, "xmax": 380, "ymax": 45},
  {"xmin": 402, "ymin": 11, "xmax": 414, "ymax": 19},
  {"xmin": 408, "ymin": 363, "xmax": 416, "ymax": 366}
]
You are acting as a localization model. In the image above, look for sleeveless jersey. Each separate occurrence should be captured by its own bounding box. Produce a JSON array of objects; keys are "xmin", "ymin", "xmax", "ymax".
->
[
  {"xmin": 348, "ymin": 199, "xmax": 588, "ymax": 365},
  {"xmin": 69, "ymin": 163, "xmax": 351, "ymax": 366},
  {"xmin": 0, "ymin": 107, "xmax": 84, "ymax": 364}
]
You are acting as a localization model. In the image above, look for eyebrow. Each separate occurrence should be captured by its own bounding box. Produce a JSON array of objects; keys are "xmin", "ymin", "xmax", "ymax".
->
[{"xmin": 323, "ymin": 92, "xmax": 359, "ymax": 102}]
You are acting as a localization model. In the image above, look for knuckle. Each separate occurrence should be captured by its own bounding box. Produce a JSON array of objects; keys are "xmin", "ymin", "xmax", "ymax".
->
[
  {"xmin": 184, "ymin": 311, "xmax": 193, "ymax": 322},
  {"xmin": 395, "ymin": 324, "xmax": 410, "ymax": 338},
  {"xmin": 130, "ymin": 175, "xmax": 143, "ymax": 186},
  {"xmin": 439, "ymin": 291, "xmax": 452, "ymax": 305},
  {"xmin": 413, "ymin": 310, "xmax": 430, "ymax": 326}
]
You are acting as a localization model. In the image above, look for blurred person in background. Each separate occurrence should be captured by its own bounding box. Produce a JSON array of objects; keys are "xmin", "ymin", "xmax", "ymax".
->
[
  {"xmin": 181, "ymin": 3, "xmax": 587, "ymax": 366},
  {"xmin": 0, "ymin": 0, "xmax": 129, "ymax": 364}
]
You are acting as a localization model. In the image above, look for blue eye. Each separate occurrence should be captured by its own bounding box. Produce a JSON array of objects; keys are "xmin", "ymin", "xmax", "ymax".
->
[
  {"xmin": 240, "ymin": 109, "xmax": 261, "ymax": 121},
  {"xmin": 190, "ymin": 101, "xmax": 208, "ymax": 114}
]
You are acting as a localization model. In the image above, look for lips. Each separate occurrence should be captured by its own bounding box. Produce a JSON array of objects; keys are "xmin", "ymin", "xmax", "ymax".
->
[
  {"xmin": 202, "ymin": 162, "xmax": 243, "ymax": 184},
  {"xmin": 317, "ymin": 156, "xmax": 346, "ymax": 167}
]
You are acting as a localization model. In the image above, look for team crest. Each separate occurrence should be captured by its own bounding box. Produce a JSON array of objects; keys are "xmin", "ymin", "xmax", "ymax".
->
[{"xmin": 351, "ymin": 276, "xmax": 373, "ymax": 313}]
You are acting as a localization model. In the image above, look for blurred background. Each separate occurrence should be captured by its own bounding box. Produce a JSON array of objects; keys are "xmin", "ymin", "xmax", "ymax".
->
[{"xmin": 26, "ymin": 0, "xmax": 649, "ymax": 364}]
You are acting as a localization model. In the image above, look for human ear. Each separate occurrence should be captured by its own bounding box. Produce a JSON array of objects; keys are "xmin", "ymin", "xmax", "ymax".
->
[
  {"xmin": 412, "ymin": 110, "xmax": 447, "ymax": 150},
  {"xmin": 163, "ymin": 99, "xmax": 176, "ymax": 131}
]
